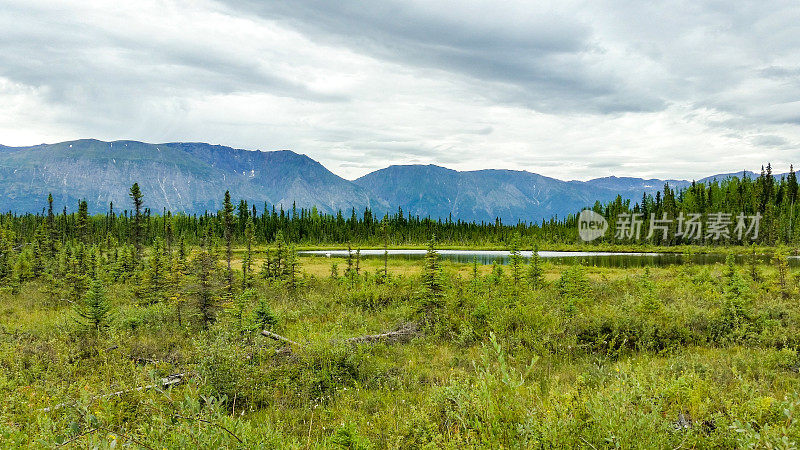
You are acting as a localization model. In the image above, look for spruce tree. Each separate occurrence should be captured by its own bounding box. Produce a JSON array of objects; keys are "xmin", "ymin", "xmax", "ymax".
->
[
  {"xmin": 253, "ymin": 297, "xmax": 277, "ymax": 331},
  {"xmin": 47, "ymin": 193, "xmax": 57, "ymax": 257},
  {"xmin": 193, "ymin": 226, "xmax": 220, "ymax": 328},
  {"xmin": 221, "ymin": 191, "xmax": 235, "ymax": 298},
  {"xmin": 379, "ymin": 217, "xmax": 389, "ymax": 283},
  {"xmin": 129, "ymin": 183, "xmax": 144, "ymax": 263},
  {"xmin": 74, "ymin": 279, "xmax": 112, "ymax": 333},
  {"xmin": 508, "ymin": 239, "xmax": 523, "ymax": 287},
  {"xmin": 330, "ymin": 262, "xmax": 339, "ymax": 278},
  {"xmin": 242, "ymin": 217, "xmax": 254, "ymax": 290},
  {"xmin": 144, "ymin": 238, "xmax": 168, "ymax": 304},
  {"xmin": 285, "ymin": 246, "xmax": 302, "ymax": 294},
  {"xmin": 420, "ymin": 236, "xmax": 444, "ymax": 324},
  {"xmin": 273, "ymin": 230, "xmax": 287, "ymax": 279},
  {"xmin": 773, "ymin": 248, "xmax": 791, "ymax": 299},
  {"xmin": 527, "ymin": 245, "xmax": 544, "ymax": 289},
  {"xmin": 76, "ymin": 200, "xmax": 89, "ymax": 244},
  {"xmin": 748, "ymin": 246, "xmax": 762, "ymax": 282},
  {"xmin": 345, "ymin": 242, "xmax": 354, "ymax": 280},
  {"xmin": 490, "ymin": 260, "xmax": 504, "ymax": 285},
  {"xmin": 171, "ymin": 236, "xmax": 189, "ymax": 327}
]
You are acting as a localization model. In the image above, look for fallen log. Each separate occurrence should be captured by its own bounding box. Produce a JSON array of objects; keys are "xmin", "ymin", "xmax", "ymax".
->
[
  {"xmin": 345, "ymin": 322, "xmax": 419, "ymax": 345},
  {"xmin": 41, "ymin": 373, "xmax": 187, "ymax": 413},
  {"xmin": 261, "ymin": 330, "xmax": 303, "ymax": 348},
  {"xmin": 260, "ymin": 322, "xmax": 421, "ymax": 349}
]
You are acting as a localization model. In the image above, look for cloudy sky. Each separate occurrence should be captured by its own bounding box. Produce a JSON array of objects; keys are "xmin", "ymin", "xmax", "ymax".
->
[{"xmin": 1, "ymin": 0, "xmax": 799, "ymax": 181}]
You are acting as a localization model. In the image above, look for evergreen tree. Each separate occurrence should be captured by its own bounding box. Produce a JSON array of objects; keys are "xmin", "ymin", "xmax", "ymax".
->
[
  {"xmin": 242, "ymin": 217, "xmax": 254, "ymax": 290},
  {"xmin": 253, "ymin": 297, "xmax": 277, "ymax": 331},
  {"xmin": 64, "ymin": 243, "xmax": 90, "ymax": 304},
  {"xmin": 47, "ymin": 193, "xmax": 57, "ymax": 257},
  {"xmin": 129, "ymin": 183, "xmax": 144, "ymax": 263},
  {"xmin": 221, "ymin": 191, "xmax": 235, "ymax": 298},
  {"xmin": 748, "ymin": 246, "xmax": 762, "ymax": 282},
  {"xmin": 345, "ymin": 242, "xmax": 355, "ymax": 280},
  {"xmin": 508, "ymin": 239, "xmax": 523, "ymax": 287},
  {"xmin": 721, "ymin": 253, "xmax": 753, "ymax": 339},
  {"xmin": 527, "ymin": 245, "xmax": 544, "ymax": 289},
  {"xmin": 420, "ymin": 236, "xmax": 444, "ymax": 324},
  {"xmin": 31, "ymin": 225, "xmax": 46, "ymax": 278},
  {"xmin": 73, "ymin": 279, "xmax": 112, "ymax": 333},
  {"xmin": 76, "ymin": 200, "xmax": 89, "ymax": 244},
  {"xmin": 490, "ymin": 260, "xmax": 504, "ymax": 285},
  {"xmin": 330, "ymin": 262, "xmax": 339, "ymax": 278},
  {"xmin": 379, "ymin": 217, "xmax": 389, "ymax": 283},
  {"xmin": 773, "ymin": 248, "xmax": 791, "ymax": 299},
  {"xmin": 143, "ymin": 238, "xmax": 168, "ymax": 304},
  {"xmin": 170, "ymin": 236, "xmax": 189, "ymax": 327},
  {"xmin": 192, "ymin": 226, "xmax": 220, "ymax": 328},
  {"xmin": 285, "ymin": 245, "xmax": 302, "ymax": 294}
]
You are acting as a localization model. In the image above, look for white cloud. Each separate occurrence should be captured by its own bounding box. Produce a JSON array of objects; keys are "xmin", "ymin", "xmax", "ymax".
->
[{"xmin": 0, "ymin": 0, "xmax": 799, "ymax": 181}]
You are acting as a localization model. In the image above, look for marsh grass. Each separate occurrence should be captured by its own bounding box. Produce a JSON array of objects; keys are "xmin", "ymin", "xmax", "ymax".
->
[{"xmin": 1, "ymin": 257, "xmax": 800, "ymax": 448}]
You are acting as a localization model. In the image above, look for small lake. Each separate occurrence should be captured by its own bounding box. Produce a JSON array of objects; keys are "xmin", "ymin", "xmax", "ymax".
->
[{"xmin": 299, "ymin": 249, "xmax": 796, "ymax": 268}]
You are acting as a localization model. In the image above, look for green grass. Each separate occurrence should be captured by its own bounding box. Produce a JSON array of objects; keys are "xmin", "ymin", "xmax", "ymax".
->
[{"xmin": 1, "ymin": 256, "xmax": 800, "ymax": 448}]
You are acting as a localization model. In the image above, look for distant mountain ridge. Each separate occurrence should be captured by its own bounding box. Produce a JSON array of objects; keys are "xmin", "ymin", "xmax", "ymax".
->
[
  {"xmin": 0, "ymin": 139, "xmax": 784, "ymax": 222},
  {"xmin": 0, "ymin": 139, "xmax": 384, "ymax": 216}
]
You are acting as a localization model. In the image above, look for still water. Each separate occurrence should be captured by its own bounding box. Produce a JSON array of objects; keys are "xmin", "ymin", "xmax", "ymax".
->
[{"xmin": 299, "ymin": 249, "xmax": 795, "ymax": 268}]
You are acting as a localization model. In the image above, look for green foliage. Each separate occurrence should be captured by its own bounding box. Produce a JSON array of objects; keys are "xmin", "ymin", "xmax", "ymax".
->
[
  {"xmin": 221, "ymin": 190, "xmax": 235, "ymax": 299},
  {"xmin": 557, "ymin": 263, "xmax": 590, "ymax": 314},
  {"xmin": 191, "ymin": 227, "xmax": 222, "ymax": 327},
  {"xmin": 527, "ymin": 245, "xmax": 544, "ymax": 289},
  {"xmin": 128, "ymin": 183, "xmax": 144, "ymax": 262},
  {"xmin": 420, "ymin": 236, "xmax": 444, "ymax": 324},
  {"xmin": 253, "ymin": 296, "xmax": 277, "ymax": 331},
  {"xmin": 241, "ymin": 217, "xmax": 254, "ymax": 290},
  {"xmin": 73, "ymin": 279, "xmax": 113, "ymax": 332},
  {"xmin": 142, "ymin": 238, "xmax": 168, "ymax": 304},
  {"xmin": 4, "ymin": 187, "xmax": 800, "ymax": 448},
  {"xmin": 330, "ymin": 262, "xmax": 339, "ymax": 278},
  {"xmin": 489, "ymin": 259, "xmax": 504, "ymax": 285},
  {"xmin": 508, "ymin": 239, "xmax": 523, "ymax": 286}
]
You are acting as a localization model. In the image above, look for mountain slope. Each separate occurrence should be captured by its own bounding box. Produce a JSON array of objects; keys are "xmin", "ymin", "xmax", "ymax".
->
[
  {"xmin": 0, "ymin": 139, "xmax": 777, "ymax": 222},
  {"xmin": 582, "ymin": 176, "xmax": 691, "ymax": 194},
  {"xmin": 0, "ymin": 139, "xmax": 384, "ymax": 214},
  {"xmin": 354, "ymin": 165, "xmax": 668, "ymax": 222}
]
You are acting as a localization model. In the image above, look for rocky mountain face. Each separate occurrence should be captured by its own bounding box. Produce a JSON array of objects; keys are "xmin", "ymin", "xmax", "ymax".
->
[
  {"xmin": 0, "ymin": 139, "xmax": 762, "ymax": 222},
  {"xmin": 354, "ymin": 165, "xmax": 628, "ymax": 222},
  {"xmin": 0, "ymin": 139, "xmax": 384, "ymax": 215}
]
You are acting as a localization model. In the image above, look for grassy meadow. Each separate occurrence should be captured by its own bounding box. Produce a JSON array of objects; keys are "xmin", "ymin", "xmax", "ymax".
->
[{"xmin": 2, "ymin": 247, "xmax": 800, "ymax": 448}]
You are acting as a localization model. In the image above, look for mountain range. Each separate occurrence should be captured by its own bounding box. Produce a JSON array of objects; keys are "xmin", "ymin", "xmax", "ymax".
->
[{"xmin": 0, "ymin": 139, "xmax": 772, "ymax": 222}]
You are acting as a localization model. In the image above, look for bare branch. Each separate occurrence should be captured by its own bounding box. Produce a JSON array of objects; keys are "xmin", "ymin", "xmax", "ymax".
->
[{"xmin": 41, "ymin": 373, "xmax": 188, "ymax": 413}]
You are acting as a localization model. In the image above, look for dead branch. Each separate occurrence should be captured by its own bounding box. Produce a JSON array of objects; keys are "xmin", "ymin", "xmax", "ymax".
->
[
  {"xmin": 56, "ymin": 428, "xmax": 98, "ymax": 447},
  {"xmin": 130, "ymin": 355, "xmax": 163, "ymax": 365},
  {"xmin": 174, "ymin": 415, "xmax": 243, "ymax": 443},
  {"xmin": 41, "ymin": 373, "xmax": 188, "ymax": 413}
]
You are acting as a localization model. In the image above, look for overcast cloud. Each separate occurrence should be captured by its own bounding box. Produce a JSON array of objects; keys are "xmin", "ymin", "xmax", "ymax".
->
[{"xmin": 1, "ymin": 0, "xmax": 799, "ymax": 180}]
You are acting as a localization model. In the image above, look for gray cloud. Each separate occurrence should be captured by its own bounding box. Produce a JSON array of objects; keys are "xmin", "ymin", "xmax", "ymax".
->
[
  {"xmin": 0, "ymin": 0, "xmax": 799, "ymax": 181},
  {"xmin": 752, "ymin": 134, "xmax": 790, "ymax": 147},
  {"xmin": 219, "ymin": 0, "xmax": 665, "ymax": 114}
]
